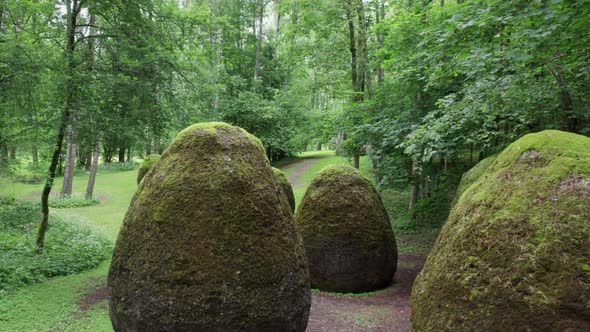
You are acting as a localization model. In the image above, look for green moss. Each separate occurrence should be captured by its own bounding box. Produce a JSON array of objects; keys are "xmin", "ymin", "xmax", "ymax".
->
[
  {"xmin": 109, "ymin": 122, "xmax": 310, "ymax": 331},
  {"xmin": 411, "ymin": 130, "xmax": 590, "ymax": 331},
  {"xmin": 175, "ymin": 122, "xmax": 266, "ymax": 156},
  {"xmin": 136, "ymin": 154, "xmax": 160, "ymax": 184},
  {"xmin": 272, "ymin": 167, "xmax": 295, "ymax": 213},
  {"xmin": 454, "ymin": 154, "xmax": 498, "ymax": 205},
  {"xmin": 295, "ymin": 164, "xmax": 397, "ymax": 293}
]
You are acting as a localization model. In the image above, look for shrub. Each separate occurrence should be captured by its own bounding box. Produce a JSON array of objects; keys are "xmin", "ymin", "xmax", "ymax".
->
[
  {"xmin": 0, "ymin": 203, "xmax": 112, "ymax": 294},
  {"xmin": 98, "ymin": 161, "xmax": 137, "ymax": 172},
  {"xmin": 49, "ymin": 194, "xmax": 100, "ymax": 208},
  {"xmin": 13, "ymin": 171, "xmax": 43, "ymax": 184}
]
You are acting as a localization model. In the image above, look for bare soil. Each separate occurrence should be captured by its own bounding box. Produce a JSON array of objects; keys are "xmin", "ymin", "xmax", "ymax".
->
[
  {"xmin": 307, "ymin": 254, "xmax": 426, "ymax": 332},
  {"xmin": 77, "ymin": 278, "xmax": 109, "ymax": 312}
]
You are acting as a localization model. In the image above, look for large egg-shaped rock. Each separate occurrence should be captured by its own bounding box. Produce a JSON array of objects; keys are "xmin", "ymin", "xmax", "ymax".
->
[
  {"xmin": 411, "ymin": 130, "xmax": 590, "ymax": 331},
  {"xmin": 108, "ymin": 122, "xmax": 310, "ymax": 331},
  {"xmin": 295, "ymin": 164, "xmax": 397, "ymax": 293}
]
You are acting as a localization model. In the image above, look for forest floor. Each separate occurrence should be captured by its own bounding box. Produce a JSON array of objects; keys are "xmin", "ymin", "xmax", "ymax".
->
[{"xmin": 0, "ymin": 151, "xmax": 436, "ymax": 331}]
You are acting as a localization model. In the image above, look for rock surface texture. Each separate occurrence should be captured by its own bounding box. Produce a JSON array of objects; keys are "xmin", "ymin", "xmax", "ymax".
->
[
  {"xmin": 273, "ymin": 167, "xmax": 296, "ymax": 213},
  {"xmin": 412, "ymin": 130, "xmax": 590, "ymax": 331},
  {"xmin": 295, "ymin": 164, "xmax": 397, "ymax": 293},
  {"xmin": 109, "ymin": 122, "xmax": 310, "ymax": 332},
  {"xmin": 136, "ymin": 154, "xmax": 160, "ymax": 184}
]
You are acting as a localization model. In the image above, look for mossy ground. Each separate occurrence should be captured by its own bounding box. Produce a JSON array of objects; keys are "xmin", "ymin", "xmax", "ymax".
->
[{"xmin": 412, "ymin": 130, "xmax": 590, "ymax": 331}]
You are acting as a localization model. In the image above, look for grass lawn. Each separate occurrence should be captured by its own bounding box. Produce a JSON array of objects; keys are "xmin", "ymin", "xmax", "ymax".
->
[{"xmin": 0, "ymin": 151, "xmax": 435, "ymax": 331}]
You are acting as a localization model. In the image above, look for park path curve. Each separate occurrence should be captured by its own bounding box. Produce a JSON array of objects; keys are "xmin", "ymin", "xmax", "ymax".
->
[{"xmin": 281, "ymin": 158, "xmax": 320, "ymax": 189}]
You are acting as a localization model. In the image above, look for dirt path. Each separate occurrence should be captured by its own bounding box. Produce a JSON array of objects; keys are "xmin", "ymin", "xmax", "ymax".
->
[
  {"xmin": 282, "ymin": 158, "xmax": 320, "ymax": 188},
  {"xmin": 306, "ymin": 254, "xmax": 425, "ymax": 332}
]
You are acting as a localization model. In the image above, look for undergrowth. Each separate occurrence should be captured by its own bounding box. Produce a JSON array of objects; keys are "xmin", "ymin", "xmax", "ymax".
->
[
  {"xmin": 0, "ymin": 202, "xmax": 112, "ymax": 294},
  {"xmin": 98, "ymin": 161, "xmax": 137, "ymax": 172},
  {"xmin": 49, "ymin": 194, "xmax": 100, "ymax": 208}
]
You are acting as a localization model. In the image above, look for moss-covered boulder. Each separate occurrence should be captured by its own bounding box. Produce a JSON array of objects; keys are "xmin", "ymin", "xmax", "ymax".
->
[
  {"xmin": 411, "ymin": 130, "xmax": 590, "ymax": 331},
  {"xmin": 273, "ymin": 167, "xmax": 295, "ymax": 213},
  {"xmin": 295, "ymin": 164, "xmax": 397, "ymax": 293},
  {"xmin": 108, "ymin": 122, "xmax": 310, "ymax": 331},
  {"xmin": 452, "ymin": 154, "xmax": 498, "ymax": 206},
  {"xmin": 136, "ymin": 154, "xmax": 160, "ymax": 184}
]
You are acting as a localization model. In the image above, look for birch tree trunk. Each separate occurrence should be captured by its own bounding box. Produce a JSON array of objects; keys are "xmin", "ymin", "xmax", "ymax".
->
[
  {"xmin": 61, "ymin": 124, "xmax": 76, "ymax": 198},
  {"xmin": 86, "ymin": 133, "xmax": 101, "ymax": 200},
  {"xmin": 253, "ymin": 0, "xmax": 266, "ymax": 84}
]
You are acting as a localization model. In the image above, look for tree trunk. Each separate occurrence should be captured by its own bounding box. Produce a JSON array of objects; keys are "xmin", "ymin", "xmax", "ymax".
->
[
  {"xmin": 253, "ymin": 0, "xmax": 265, "ymax": 84},
  {"xmin": 316, "ymin": 142, "xmax": 322, "ymax": 151},
  {"xmin": 550, "ymin": 64, "xmax": 578, "ymax": 132},
  {"xmin": 356, "ymin": 0, "xmax": 368, "ymax": 99},
  {"xmin": 85, "ymin": 148, "xmax": 92, "ymax": 171},
  {"xmin": 209, "ymin": 1, "xmax": 222, "ymax": 110},
  {"xmin": 376, "ymin": 0, "xmax": 385, "ymax": 86},
  {"xmin": 32, "ymin": 144, "xmax": 39, "ymax": 165},
  {"xmin": 353, "ymin": 152, "xmax": 360, "ymax": 169},
  {"xmin": 0, "ymin": 140, "xmax": 7, "ymax": 168},
  {"xmin": 409, "ymin": 167, "xmax": 420, "ymax": 212},
  {"xmin": 346, "ymin": 2, "xmax": 358, "ymax": 100},
  {"xmin": 409, "ymin": 149, "xmax": 423, "ymax": 220},
  {"xmin": 61, "ymin": 124, "xmax": 76, "ymax": 198},
  {"xmin": 9, "ymin": 146, "xmax": 16, "ymax": 159},
  {"xmin": 118, "ymin": 144, "xmax": 125, "ymax": 163},
  {"xmin": 154, "ymin": 137, "xmax": 160, "ymax": 154},
  {"xmin": 37, "ymin": 0, "xmax": 80, "ymax": 254},
  {"xmin": 86, "ymin": 133, "xmax": 101, "ymax": 200}
]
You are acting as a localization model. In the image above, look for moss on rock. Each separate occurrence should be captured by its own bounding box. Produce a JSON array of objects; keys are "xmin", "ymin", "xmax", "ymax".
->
[
  {"xmin": 108, "ymin": 122, "xmax": 310, "ymax": 331},
  {"xmin": 452, "ymin": 154, "xmax": 498, "ymax": 206},
  {"xmin": 273, "ymin": 167, "xmax": 295, "ymax": 213},
  {"xmin": 136, "ymin": 154, "xmax": 160, "ymax": 184},
  {"xmin": 295, "ymin": 164, "xmax": 397, "ymax": 293},
  {"xmin": 411, "ymin": 130, "xmax": 590, "ymax": 331}
]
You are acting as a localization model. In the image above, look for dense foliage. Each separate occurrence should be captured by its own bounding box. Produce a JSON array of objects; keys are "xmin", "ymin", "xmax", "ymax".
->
[
  {"xmin": 1, "ymin": 0, "xmax": 588, "ymax": 229},
  {"xmin": 0, "ymin": 202, "xmax": 112, "ymax": 293}
]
